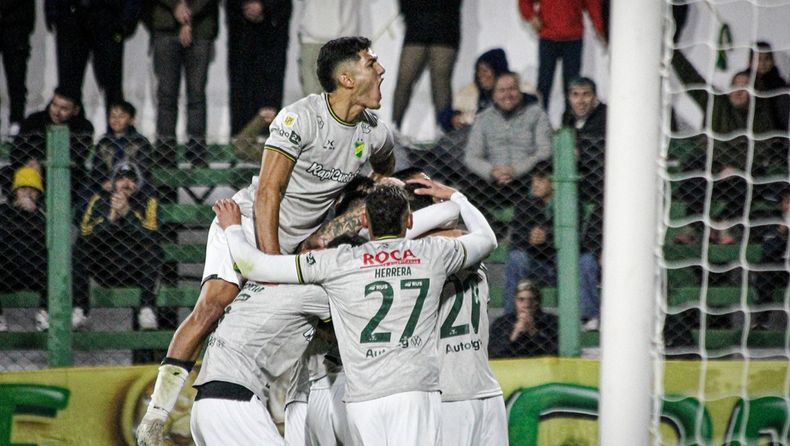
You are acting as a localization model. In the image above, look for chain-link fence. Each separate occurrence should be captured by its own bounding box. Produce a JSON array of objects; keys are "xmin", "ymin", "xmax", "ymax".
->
[{"xmin": 6, "ymin": 123, "xmax": 786, "ymax": 369}]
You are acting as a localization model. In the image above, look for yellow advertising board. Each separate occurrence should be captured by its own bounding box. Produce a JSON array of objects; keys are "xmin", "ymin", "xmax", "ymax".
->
[{"xmin": 0, "ymin": 358, "xmax": 787, "ymax": 445}]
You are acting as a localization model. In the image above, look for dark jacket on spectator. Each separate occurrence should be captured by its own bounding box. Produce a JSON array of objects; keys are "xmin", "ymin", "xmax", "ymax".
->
[
  {"xmin": 754, "ymin": 65, "xmax": 789, "ymax": 131},
  {"xmin": 563, "ymin": 102, "xmax": 607, "ymax": 204},
  {"xmin": 510, "ymin": 195, "xmax": 554, "ymax": 263},
  {"xmin": 1, "ymin": 0, "xmax": 36, "ymax": 33},
  {"xmin": 488, "ymin": 312, "xmax": 558, "ymax": 358},
  {"xmin": 0, "ymin": 202, "xmax": 47, "ymax": 294},
  {"xmin": 672, "ymin": 50, "xmax": 781, "ymax": 171},
  {"xmin": 400, "ymin": 0, "xmax": 462, "ymax": 48},
  {"xmin": 143, "ymin": 0, "xmax": 219, "ymax": 39},
  {"xmin": 80, "ymin": 190, "xmax": 158, "ymax": 241},
  {"xmin": 91, "ymin": 126, "xmax": 153, "ymax": 185},
  {"xmin": 9, "ymin": 110, "xmax": 94, "ymax": 201},
  {"xmin": 45, "ymin": 0, "xmax": 141, "ymax": 37}
]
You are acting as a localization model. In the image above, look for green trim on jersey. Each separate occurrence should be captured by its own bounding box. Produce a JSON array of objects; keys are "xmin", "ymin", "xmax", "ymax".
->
[
  {"xmin": 323, "ymin": 94, "xmax": 356, "ymax": 127},
  {"xmin": 295, "ymin": 256, "xmax": 304, "ymax": 284},
  {"xmin": 264, "ymin": 145, "xmax": 297, "ymax": 163}
]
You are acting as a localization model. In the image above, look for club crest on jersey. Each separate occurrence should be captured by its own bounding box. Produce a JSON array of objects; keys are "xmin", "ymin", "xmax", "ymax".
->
[
  {"xmin": 354, "ymin": 140, "xmax": 365, "ymax": 158},
  {"xmin": 362, "ymin": 249, "xmax": 420, "ymax": 267},
  {"xmin": 283, "ymin": 113, "xmax": 298, "ymax": 128}
]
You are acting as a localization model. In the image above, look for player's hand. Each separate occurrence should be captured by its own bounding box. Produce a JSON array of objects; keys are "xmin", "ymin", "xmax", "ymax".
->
[
  {"xmin": 136, "ymin": 407, "xmax": 167, "ymax": 446},
  {"xmin": 213, "ymin": 199, "xmax": 242, "ymax": 229},
  {"xmin": 406, "ymin": 177, "xmax": 457, "ymax": 202}
]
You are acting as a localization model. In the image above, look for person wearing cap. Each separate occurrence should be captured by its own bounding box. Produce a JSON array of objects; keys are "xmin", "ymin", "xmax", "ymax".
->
[
  {"xmin": 72, "ymin": 162, "xmax": 163, "ymax": 333},
  {"xmin": 4, "ymin": 87, "xmax": 94, "ymax": 201},
  {"xmin": 0, "ymin": 167, "xmax": 47, "ymax": 332}
]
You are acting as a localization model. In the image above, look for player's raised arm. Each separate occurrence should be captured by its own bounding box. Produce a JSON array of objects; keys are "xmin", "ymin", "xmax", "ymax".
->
[
  {"xmin": 408, "ymin": 178, "xmax": 497, "ymax": 268},
  {"xmin": 215, "ymin": 199, "xmax": 301, "ymax": 283}
]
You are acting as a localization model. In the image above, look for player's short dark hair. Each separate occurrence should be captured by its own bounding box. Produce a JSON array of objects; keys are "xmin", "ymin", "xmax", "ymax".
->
[
  {"xmin": 109, "ymin": 100, "xmax": 137, "ymax": 118},
  {"xmin": 365, "ymin": 185, "xmax": 409, "ymax": 238},
  {"xmin": 404, "ymin": 183, "xmax": 433, "ymax": 212},
  {"xmin": 327, "ymin": 233, "xmax": 368, "ymax": 249},
  {"xmin": 392, "ymin": 167, "xmax": 425, "ymax": 182},
  {"xmin": 317, "ymin": 36, "xmax": 372, "ymax": 93},
  {"xmin": 567, "ymin": 77, "xmax": 597, "ymax": 95},
  {"xmin": 335, "ymin": 174, "xmax": 375, "ymax": 216}
]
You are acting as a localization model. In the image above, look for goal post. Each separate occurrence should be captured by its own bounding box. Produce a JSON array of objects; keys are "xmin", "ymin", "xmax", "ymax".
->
[{"xmin": 598, "ymin": 0, "xmax": 665, "ymax": 444}]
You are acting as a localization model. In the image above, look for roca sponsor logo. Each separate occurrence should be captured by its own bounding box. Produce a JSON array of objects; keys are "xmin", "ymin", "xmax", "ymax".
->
[
  {"xmin": 362, "ymin": 249, "xmax": 421, "ymax": 266},
  {"xmin": 306, "ymin": 162, "xmax": 355, "ymax": 182}
]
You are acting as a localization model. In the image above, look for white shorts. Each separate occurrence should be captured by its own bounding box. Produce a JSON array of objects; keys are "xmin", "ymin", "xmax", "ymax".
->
[
  {"xmin": 285, "ymin": 401, "xmax": 308, "ymax": 446},
  {"xmin": 306, "ymin": 374, "xmax": 349, "ymax": 446},
  {"xmin": 346, "ymin": 391, "xmax": 441, "ymax": 446},
  {"xmin": 441, "ymin": 396, "xmax": 508, "ymax": 446},
  {"xmin": 190, "ymin": 396, "xmax": 284, "ymax": 446},
  {"xmin": 201, "ymin": 185, "xmax": 257, "ymax": 287}
]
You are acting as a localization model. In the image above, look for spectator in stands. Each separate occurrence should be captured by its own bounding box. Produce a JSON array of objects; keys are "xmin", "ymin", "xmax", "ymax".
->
[
  {"xmin": 519, "ymin": 0, "xmax": 605, "ymax": 109},
  {"xmin": 579, "ymin": 203, "xmax": 603, "ymax": 331},
  {"xmin": 0, "ymin": 0, "xmax": 35, "ymax": 137},
  {"xmin": 84, "ymin": 101, "xmax": 153, "ymax": 208},
  {"xmin": 72, "ymin": 162, "xmax": 163, "ymax": 331},
  {"xmin": 489, "ymin": 280, "xmax": 558, "ymax": 358},
  {"xmin": 232, "ymin": 107, "xmax": 277, "ymax": 164},
  {"xmin": 463, "ymin": 71, "xmax": 552, "ymax": 230},
  {"xmin": 443, "ymin": 48, "xmax": 512, "ymax": 131},
  {"xmin": 505, "ymin": 162, "xmax": 555, "ymax": 312},
  {"xmin": 3, "ymin": 87, "xmax": 94, "ymax": 202},
  {"xmin": 45, "ymin": 0, "xmax": 140, "ymax": 109},
  {"xmin": 562, "ymin": 77, "xmax": 607, "ymax": 205},
  {"xmin": 143, "ymin": 0, "xmax": 219, "ymax": 167},
  {"xmin": 297, "ymin": 0, "xmax": 360, "ymax": 96},
  {"xmin": 414, "ymin": 49, "xmax": 512, "ymax": 186},
  {"xmin": 0, "ymin": 168, "xmax": 47, "ymax": 332},
  {"xmin": 672, "ymin": 49, "xmax": 785, "ymax": 245},
  {"xmin": 226, "ymin": 0, "xmax": 292, "ymax": 135},
  {"xmin": 392, "ymin": 0, "xmax": 462, "ymax": 130},
  {"xmin": 748, "ymin": 41, "xmax": 789, "ymax": 131},
  {"xmin": 752, "ymin": 185, "xmax": 790, "ymax": 330}
]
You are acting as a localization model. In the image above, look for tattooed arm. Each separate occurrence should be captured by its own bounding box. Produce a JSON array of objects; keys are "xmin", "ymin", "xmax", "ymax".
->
[{"xmin": 298, "ymin": 199, "xmax": 366, "ymax": 253}]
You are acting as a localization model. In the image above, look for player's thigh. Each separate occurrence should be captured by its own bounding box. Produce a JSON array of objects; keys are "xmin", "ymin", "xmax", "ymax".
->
[
  {"xmin": 329, "ymin": 374, "xmax": 350, "ymax": 444},
  {"xmin": 346, "ymin": 391, "xmax": 441, "ymax": 446},
  {"xmin": 201, "ymin": 212, "xmax": 255, "ymax": 286},
  {"xmin": 480, "ymin": 395, "xmax": 509, "ymax": 446},
  {"xmin": 441, "ymin": 399, "xmax": 483, "ymax": 446},
  {"xmin": 190, "ymin": 397, "xmax": 284, "ymax": 446},
  {"xmin": 284, "ymin": 401, "xmax": 308, "ymax": 446}
]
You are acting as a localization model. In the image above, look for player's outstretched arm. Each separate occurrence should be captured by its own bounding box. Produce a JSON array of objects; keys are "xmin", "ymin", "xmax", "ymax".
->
[
  {"xmin": 214, "ymin": 199, "xmax": 302, "ymax": 283},
  {"xmin": 408, "ymin": 178, "xmax": 497, "ymax": 268}
]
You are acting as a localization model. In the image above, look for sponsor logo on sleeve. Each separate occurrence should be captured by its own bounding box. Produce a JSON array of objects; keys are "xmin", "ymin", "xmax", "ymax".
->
[
  {"xmin": 283, "ymin": 113, "xmax": 298, "ymax": 128},
  {"xmin": 289, "ymin": 131, "xmax": 302, "ymax": 145},
  {"xmin": 306, "ymin": 252, "xmax": 316, "ymax": 265}
]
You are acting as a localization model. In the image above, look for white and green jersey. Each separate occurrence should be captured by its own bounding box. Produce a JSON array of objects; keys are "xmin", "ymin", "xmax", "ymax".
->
[
  {"xmin": 297, "ymin": 237, "xmax": 467, "ymax": 402},
  {"xmin": 438, "ymin": 265, "xmax": 503, "ymax": 402},
  {"xmin": 247, "ymin": 93, "xmax": 394, "ymax": 253},
  {"xmin": 194, "ymin": 282, "xmax": 330, "ymax": 403}
]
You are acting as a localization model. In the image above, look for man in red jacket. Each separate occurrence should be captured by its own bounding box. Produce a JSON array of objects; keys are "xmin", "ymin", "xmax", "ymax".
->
[{"xmin": 519, "ymin": 0, "xmax": 605, "ymax": 110}]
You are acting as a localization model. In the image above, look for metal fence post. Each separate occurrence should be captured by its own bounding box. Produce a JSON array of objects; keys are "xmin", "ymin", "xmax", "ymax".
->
[
  {"xmin": 46, "ymin": 125, "xmax": 73, "ymax": 367},
  {"xmin": 553, "ymin": 128, "xmax": 580, "ymax": 357}
]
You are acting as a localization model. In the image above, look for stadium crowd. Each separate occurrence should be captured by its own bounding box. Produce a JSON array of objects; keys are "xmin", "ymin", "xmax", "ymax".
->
[{"xmin": 0, "ymin": 0, "xmax": 788, "ymax": 365}]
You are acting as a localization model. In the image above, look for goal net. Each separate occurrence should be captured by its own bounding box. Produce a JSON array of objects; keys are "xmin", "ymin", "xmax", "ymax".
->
[{"xmin": 655, "ymin": 0, "xmax": 790, "ymax": 443}]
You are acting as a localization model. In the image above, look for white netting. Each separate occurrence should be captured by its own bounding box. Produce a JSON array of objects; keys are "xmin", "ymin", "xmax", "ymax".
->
[{"xmin": 656, "ymin": 0, "xmax": 790, "ymax": 444}]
